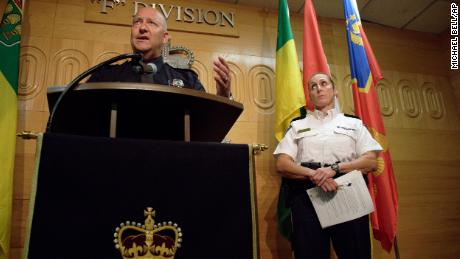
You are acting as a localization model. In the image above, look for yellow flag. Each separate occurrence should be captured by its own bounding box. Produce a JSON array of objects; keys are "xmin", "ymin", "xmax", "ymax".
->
[
  {"xmin": 0, "ymin": 0, "xmax": 22, "ymax": 257},
  {"xmin": 275, "ymin": 0, "xmax": 305, "ymax": 141}
]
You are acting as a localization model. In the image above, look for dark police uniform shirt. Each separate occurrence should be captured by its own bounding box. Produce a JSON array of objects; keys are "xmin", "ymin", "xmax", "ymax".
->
[{"xmin": 87, "ymin": 56, "xmax": 205, "ymax": 92}]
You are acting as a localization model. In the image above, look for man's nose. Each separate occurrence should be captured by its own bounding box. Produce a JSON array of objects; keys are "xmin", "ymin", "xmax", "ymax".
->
[{"xmin": 139, "ymin": 22, "xmax": 147, "ymax": 32}]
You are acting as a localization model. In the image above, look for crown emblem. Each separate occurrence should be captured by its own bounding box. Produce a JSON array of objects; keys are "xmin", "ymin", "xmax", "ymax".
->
[{"xmin": 114, "ymin": 207, "xmax": 183, "ymax": 259}]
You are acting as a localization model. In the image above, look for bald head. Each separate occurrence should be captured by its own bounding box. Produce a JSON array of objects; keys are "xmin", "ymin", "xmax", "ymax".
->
[
  {"xmin": 133, "ymin": 7, "xmax": 167, "ymax": 31},
  {"xmin": 131, "ymin": 7, "xmax": 169, "ymax": 60}
]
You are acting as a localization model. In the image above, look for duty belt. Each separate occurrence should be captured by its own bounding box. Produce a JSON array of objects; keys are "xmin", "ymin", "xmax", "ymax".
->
[
  {"xmin": 300, "ymin": 161, "xmax": 334, "ymax": 169},
  {"xmin": 282, "ymin": 161, "xmax": 368, "ymax": 202},
  {"xmin": 284, "ymin": 161, "xmax": 341, "ymax": 192}
]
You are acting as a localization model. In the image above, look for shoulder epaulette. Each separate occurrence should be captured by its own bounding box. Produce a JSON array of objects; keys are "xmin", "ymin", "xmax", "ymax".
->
[
  {"xmin": 281, "ymin": 113, "xmax": 308, "ymax": 137},
  {"xmin": 290, "ymin": 113, "xmax": 308, "ymax": 123},
  {"xmin": 289, "ymin": 107, "xmax": 308, "ymax": 123},
  {"xmin": 344, "ymin": 113, "xmax": 361, "ymax": 120}
]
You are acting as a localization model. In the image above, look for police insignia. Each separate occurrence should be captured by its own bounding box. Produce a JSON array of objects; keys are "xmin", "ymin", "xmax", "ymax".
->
[
  {"xmin": 114, "ymin": 207, "xmax": 182, "ymax": 259},
  {"xmin": 170, "ymin": 78, "xmax": 184, "ymax": 88}
]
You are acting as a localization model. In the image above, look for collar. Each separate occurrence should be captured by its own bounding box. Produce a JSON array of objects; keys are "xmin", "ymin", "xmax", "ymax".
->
[{"xmin": 311, "ymin": 107, "xmax": 340, "ymax": 120}]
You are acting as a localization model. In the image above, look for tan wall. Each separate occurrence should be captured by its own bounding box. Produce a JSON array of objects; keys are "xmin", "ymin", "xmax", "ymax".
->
[{"xmin": 10, "ymin": 0, "xmax": 460, "ymax": 258}]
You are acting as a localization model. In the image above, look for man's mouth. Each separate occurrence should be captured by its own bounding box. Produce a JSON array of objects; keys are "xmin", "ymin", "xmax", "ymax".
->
[{"xmin": 136, "ymin": 36, "xmax": 149, "ymax": 40}]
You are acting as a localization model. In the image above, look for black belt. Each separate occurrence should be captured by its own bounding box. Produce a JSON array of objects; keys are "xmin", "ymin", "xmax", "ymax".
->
[{"xmin": 300, "ymin": 161, "xmax": 335, "ymax": 169}]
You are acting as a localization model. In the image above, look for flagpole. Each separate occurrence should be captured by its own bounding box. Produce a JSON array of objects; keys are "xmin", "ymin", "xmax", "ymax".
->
[{"xmin": 394, "ymin": 236, "xmax": 401, "ymax": 259}]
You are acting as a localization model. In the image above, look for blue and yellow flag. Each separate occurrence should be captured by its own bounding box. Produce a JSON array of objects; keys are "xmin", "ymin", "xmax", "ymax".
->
[
  {"xmin": 0, "ymin": 0, "xmax": 23, "ymax": 258},
  {"xmin": 343, "ymin": 0, "xmax": 398, "ymax": 252},
  {"xmin": 344, "ymin": 0, "xmax": 374, "ymax": 93}
]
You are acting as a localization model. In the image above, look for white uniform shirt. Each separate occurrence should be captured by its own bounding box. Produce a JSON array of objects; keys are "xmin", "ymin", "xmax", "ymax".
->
[{"xmin": 274, "ymin": 109, "xmax": 382, "ymax": 165}]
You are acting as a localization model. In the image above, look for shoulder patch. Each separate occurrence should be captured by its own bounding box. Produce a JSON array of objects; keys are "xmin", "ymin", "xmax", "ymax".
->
[{"xmin": 344, "ymin": 113, "xmax": 361, "ymax": 120}]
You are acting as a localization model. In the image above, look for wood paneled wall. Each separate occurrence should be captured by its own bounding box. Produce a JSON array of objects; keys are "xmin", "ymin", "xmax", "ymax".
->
[{"xmin": 10, "ymin": 0, "xmax": 460, "ymax": 258}]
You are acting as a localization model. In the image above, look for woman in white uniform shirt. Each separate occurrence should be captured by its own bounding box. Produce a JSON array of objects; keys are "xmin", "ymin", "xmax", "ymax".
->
[{"xmin": 274, "ymin": 73, "xmax": 382, "ymax": 259}]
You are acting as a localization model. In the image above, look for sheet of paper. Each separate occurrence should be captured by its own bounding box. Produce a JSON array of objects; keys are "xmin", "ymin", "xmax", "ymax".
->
[{"xmin": 306, "ymin": 170, "xmax": 374, "ymax": 228}]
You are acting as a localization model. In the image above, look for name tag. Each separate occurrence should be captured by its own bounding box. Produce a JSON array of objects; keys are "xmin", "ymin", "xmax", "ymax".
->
[{"xmin": 297, "ymin": 128, "xmax": 311, "ymax": 134}]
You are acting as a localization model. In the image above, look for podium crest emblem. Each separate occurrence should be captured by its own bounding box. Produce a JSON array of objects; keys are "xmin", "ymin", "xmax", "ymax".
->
[{"xmin": 114, "ymin": 207, "xmax": 183, "ymax": 259}]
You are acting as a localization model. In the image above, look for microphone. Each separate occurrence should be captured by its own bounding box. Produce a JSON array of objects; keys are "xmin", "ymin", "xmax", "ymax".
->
[
  {"xmin": 132, "ymin": 61, "xmax": 157, "ymax": 74},
  {"xmin": 133, "ymin": 56, "xmax": 158, "ymax": 74},
  {"xmin": 143, "ymin": 62, "xmax": 157, "ymax": 74},
  {"xmin": 46, "ymin": 52, "xmax": 142, "ymax": 132}
]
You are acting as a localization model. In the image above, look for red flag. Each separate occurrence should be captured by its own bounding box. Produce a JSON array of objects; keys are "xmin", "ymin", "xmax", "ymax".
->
[
  {"xmin": 362, "ymin": 28, "xmax": 383, "ymax": 84},
  {"xmin": 303, "ymin": 0, "xmax": 329, "ymax": 110},
  {"xmin": 343, "ymin": 0, "xmax": 398, "ymax": 252}
]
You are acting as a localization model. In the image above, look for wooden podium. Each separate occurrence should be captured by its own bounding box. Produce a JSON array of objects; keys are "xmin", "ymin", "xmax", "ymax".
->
[
  {"xmin": 26, "ymin": 83, "xmax": 258, "ymax": 259},
  {"xmin": 47, "ymin": 82, "xmax": 243, "ymax": 141}
]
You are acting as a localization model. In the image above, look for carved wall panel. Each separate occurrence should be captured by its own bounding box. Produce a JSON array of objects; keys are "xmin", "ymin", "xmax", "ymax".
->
[
  {"xmin": 227, "ymin": 61, "xmax": 244, "ymax": 103},
  {"xmin": 18, "ymin": 46, "xmax": 47, "ymax": 100},
  {"xmin": 249, "ymin": 64, "xmax": 274, "ymax": 114},
  {"xmin": 375, "ymin": 79, "xmax": 395, "ymax": 117},
  {"xmin": 398, "ymin": 79, "xmax": 421, "ymax": 119},
  {"xmin": 450, "ymin": 72, "xmax": 460, "ymax": 116},
  {"xmin": 421, "ymin": 82, "xmax": 445, "ymax": 120},
  {"xmin": 341, "ymin": 74, "xmax": 355, "ymax": 114},
  {"xmin": 93, "ymin": 51, "xmax": 122, "ymax": 65},
  {"xmin": 330, "ymin": 73, "xmax": 345, "ymax": 112},
  {"xmin": 48, "ymin": 49, "xmax": 90, "ymax": 87},
  {"xmin": 191, "ymin": 59, "xmax": 209, "ymax": 92},
  {"xmin": 434, "ymin": 76, "xmax": 460, "ymax": 129}
]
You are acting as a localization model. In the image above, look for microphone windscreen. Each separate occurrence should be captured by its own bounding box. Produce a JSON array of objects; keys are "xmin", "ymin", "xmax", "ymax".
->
[{"xmin": 145, "ymin": 63, "xmax": 157, "ymax": 74}]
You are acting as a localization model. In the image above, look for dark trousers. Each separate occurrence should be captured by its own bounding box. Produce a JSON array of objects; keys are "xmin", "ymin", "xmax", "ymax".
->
[{"xmin": 291, "ymin": 193, "xmax": 371, "ymax": 259}]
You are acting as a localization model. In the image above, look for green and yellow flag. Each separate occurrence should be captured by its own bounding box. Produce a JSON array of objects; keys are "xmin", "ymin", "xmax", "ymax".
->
[
  {"xmin": 0, "ymin": 0, "xmax": 23, "ymax": 258},
  {"xmin": 275, "ymin": 0, "xmax": 305, "ymax": 142},
  {"xmin": 275, "ymin": 0, "xmax": 305, "ymax": 240}
]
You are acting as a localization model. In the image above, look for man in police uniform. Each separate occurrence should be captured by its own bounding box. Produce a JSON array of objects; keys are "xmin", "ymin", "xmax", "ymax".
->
[
  {"xmin": 88, "ymin": 7, "xmax": 232, "ymax": 98},
  {"xmin": 274, "ymin": 73, "xmax": 382, "ymax": 259}
]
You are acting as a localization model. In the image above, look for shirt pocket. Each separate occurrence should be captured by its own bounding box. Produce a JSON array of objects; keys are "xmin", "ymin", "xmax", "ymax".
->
[
  {"xmin": 293, "ymin": 130, "xmax": 318, "ymax": 161},
  {"xmin": 332, "ymin": 128, "xmax": 357, "ymax": 159},
  {"xmin": 333, "ymin": 127, "xmax": 357, "ymax": 140}
]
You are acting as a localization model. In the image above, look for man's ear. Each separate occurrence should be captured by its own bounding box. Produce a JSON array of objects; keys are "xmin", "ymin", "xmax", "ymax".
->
[{"xmin": 162, "ymin": 31, "xmax": 170, "ymax": 44}]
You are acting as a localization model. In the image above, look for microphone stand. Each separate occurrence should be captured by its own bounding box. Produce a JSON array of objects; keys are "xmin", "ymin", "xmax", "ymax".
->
[{"xmin": 46, "ymin": 53, "xmax": 141, "ymax": 132}]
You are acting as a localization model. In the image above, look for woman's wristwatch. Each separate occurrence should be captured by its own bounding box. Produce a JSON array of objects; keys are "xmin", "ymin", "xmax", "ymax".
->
[{"xmin": 331, "ymin": 162, "xmax": 341, "ymax": 175}]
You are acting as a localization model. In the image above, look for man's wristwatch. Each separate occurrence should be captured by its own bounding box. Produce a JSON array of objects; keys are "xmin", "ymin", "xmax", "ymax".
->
[{"xmin": 330, "ymin": 163, "xmax": 341, "ymax": 175}]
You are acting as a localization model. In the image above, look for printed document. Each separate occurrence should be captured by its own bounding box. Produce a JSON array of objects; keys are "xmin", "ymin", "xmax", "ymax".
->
[{"xmin": 306, "ymin": 170, "xmax": 374, "ymax": 228}]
